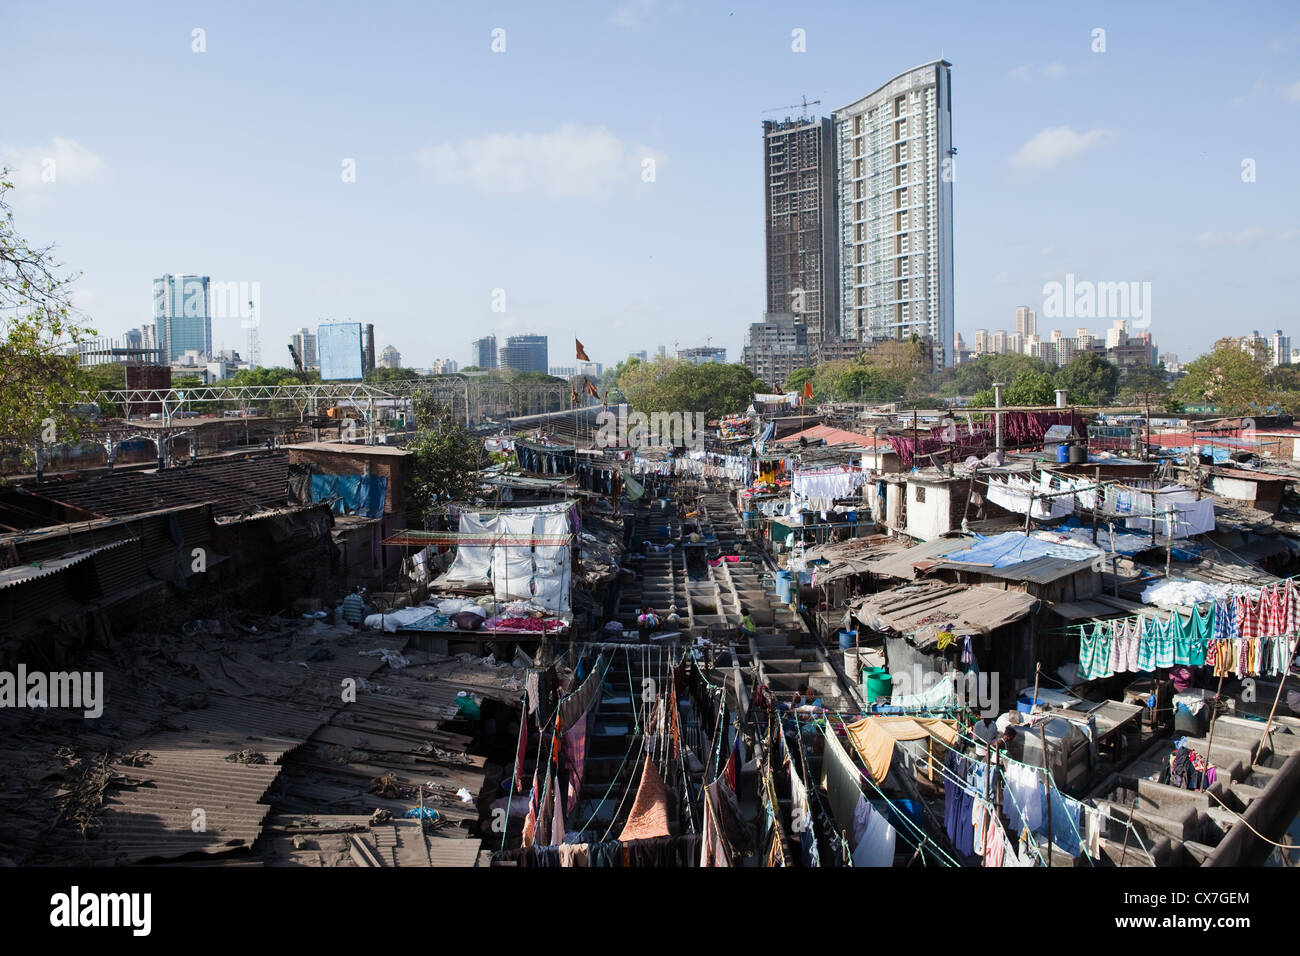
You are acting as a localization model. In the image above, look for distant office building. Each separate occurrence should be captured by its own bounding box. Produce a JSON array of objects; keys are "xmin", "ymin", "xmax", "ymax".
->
[
  {"xmin": 1016, "ymin": 307, "xmax": 1037, "ymax": 338},
  {"xmin": 973, "ymin": 329, "xmax": 988, "ymax": 355},
  {"xmin": 550, "ymin": 366, "xmax": 576, "ymax": 379},
  {"xmin": 318, "ymin": 322, "xmax": 365, "ymax": 380},
  {"xmin": 291, "ymin": 328, "xmax": 319, "ymax": 370},
  {"xmin": 123, "ymin": 328, "xmax": 143, "ymax": 350},
  {"xmin": 1271, "ymin": 330, "xmax": 1290, "ymax": 367},
  {"xmin": 677, "ymin": 346, "xmax": 727, "ymax": 365},
  {"xmin": 990, "ymin": 330, "xmax": 1007, "ymax": 354},
  {"xmin": 656, "ymin": 344, "xmax": 666, "ymax": 358},
  {"xmin": 832, "ymin": 60, "xmax": 955, "ymax": 368},
  {"xmin": 1105, "ymin": 320, "xmax": 1128, "ymax": 350},
  {"xmin": 472, "ymin": 335, "xmax": 498, "ymax": 369},
  {"xmin": 764, "ymin": 117, "xmax": 838, "ymax": 351},
  {"xmin": 141, "ymin": 322, "xmax": 158, "ymax": 354},
  {"xmin": 628, "ymin": 350, "xmax": 648, "ymax": 362},
  {"xmin": 499, "ymin": 334, "xmax": 548, "ymax": 374},
  {"xmin": 741, "ymin": 313, "xmax": 810, "ymax": 390},
  {"xmin": 577, "ymin": 361, "xmax": 603, "ymax": 377},
  {"xmin": 153, "ymin": 274, "xmax": 213, "ymax": 362},
  {"xmin": 430, "ymin": 358, "xmax": 459, "ymax": 375},
  {"xmin": 1008, "ymin": 332, "xmax": 1024, "ymax": 355},
  {"xmin": 379, "ymin": 345, "xmax": 401, "ymax": 369}
]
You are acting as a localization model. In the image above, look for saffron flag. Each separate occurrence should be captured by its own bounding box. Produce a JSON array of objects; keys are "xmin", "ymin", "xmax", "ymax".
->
[
  {"xmin": 586, "ymin": 379, "xmax": 600, "ymax": 399},
  {"xmin": 570, "ymin": 388, "xmax": 579, "ymax": 405},
  {"xmin": 576, "ymin": 339, "xmax": 590, "ymax": 361},
  {"xmin": 803, "ymin": 380, "xmax": 814, "ymax": 400}
]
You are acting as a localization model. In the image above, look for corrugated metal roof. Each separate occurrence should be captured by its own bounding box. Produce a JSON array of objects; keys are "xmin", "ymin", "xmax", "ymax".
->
[
  {"xmin": 933, "ymin": 554, "xmax": 1099, "ymax": 585},
  {"xmin": 0, "ymin": 538, "xmax": 136, "ymax": 590},
  {"xmin": 852, "ymin": 581, "xmax": 1039, "ymax": 647}
]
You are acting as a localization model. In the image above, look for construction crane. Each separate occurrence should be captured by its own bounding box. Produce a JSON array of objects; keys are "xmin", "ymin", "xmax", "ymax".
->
[
  {"xmin": 288, "ymin": 343, "xmax": 304, "ymax": 373},
  {"xmin": 762, "ymin": 96, "xmax": 821, "ymax": 118}
]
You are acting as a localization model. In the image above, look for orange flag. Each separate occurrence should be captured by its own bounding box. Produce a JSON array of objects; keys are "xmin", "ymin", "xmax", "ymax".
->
[
  {"xmin": 586, "ymin": 379, "xmax": 600, "ymax": 399},
  {"xmin": 576, "ymin": 339, "xmax": 590, "ymax": 361},
  {"xmin": 803, "ymin": 380, "xmax": 814, "ymax": 401},
  {"xmin": 570, "ymin": 387, "xmax": 579, "ymax": 405}
]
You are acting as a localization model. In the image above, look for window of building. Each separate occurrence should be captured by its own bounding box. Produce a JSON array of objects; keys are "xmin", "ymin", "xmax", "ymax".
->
[{"xmin": 914, "ymin": 485, "xmax": 925, "ymax": 503}]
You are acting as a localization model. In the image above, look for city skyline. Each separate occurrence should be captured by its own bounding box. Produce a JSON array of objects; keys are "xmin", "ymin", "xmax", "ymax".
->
[{"xmin": 3, "ymin": 2, "xmax": 1298, "ymax": 369}]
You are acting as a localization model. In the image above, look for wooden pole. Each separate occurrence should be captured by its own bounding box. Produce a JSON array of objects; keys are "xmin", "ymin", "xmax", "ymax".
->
[
  {"xmin": 1024, "ymin": 490, "xmax": 1035, "ymax": 535},
  {"xmin": 1092, "ymin": 467, "xmax": 1101, "ymax": 545},
  {"xmin": 1039, "ymin": 723, "xmax": 1053, "ymax": 867},
  {"xmin": 1254, "ymin": 660, "xmax": 1294, "ymax": 767},
  {"xmin": 1031, "ymin": 662, "xmax": 1041, "ymax": 716}
]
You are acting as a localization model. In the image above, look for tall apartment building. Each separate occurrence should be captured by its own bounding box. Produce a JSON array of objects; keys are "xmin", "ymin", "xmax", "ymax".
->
[
  {"xmin": 741, "ymin": 313, "xmax": 810, "ymax": 389},
  {"xmin": 1271, "ymin": 330, "xmax": 1291, "ymax": 367},
  {"xmin": 472, "ymin": 335, "xmax": 498, "ymax": 369},
  {"xmin": 990, "ymin": 330, "xmax": 1007, "ymax": 354},
  {"xmin": 973, "ymin": 329, "xmax": 988, "ymax": 355},
  {"xmin": 677, "ymin": 346, "xmax": 727, "ymax": 365},
  {"xmin": 430, "ymin": 358, "xmax": 459, "ymax": 375},
  {"xmin": 764, "ymin": 118, "xmax": 838, "ymax": 350},
  {"xmin": 152, "ymin": 275, "xmax": 213, "ymax": 363},
  {"xmin": 290, "ymin": 327, "xmax": 318, "ymax": 369},
  {"xmin": 499, "ymin": 334, "xmax": 548, "ymax": 374},
  {"xmin": 832, "ymin": 60, "xmax": 955, "ymax": 368},
  {"xmin": 1016, "ymin": 306, "xmax": 1037, "ymax": 338}
]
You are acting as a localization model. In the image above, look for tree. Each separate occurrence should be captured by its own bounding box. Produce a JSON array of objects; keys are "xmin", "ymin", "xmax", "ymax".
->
[
  {"xmin": 783, "ymin": 367, "xmax": 816, "ymax": 393},
  {"xmin": 948, "ymin": 352, "xmax": 1049, "ymax": 398},
  {"xmin": 406, "ymin": 394, "xmax": 482, "ymax": 523},
  {"xmin": 1173, "ymin": 345, "xmax": 1280, "ymax": 415},
  {"xmin": 970, "ymin": 369, "xmax": 1056, "ymax": 408},
  {"xmin": 618, "ymin": 357, "xmax": 761, "ymax": 420},
  {"xmin": 0, "ymin": 172, "xmax": 96, "ymax": 467},
  {"xmin": 1117, "ymin": 364, "xmax": 1170, "ymax": 408},
  {"xmin": 1054, "ymin": 352, "xmax": 1120, "ymax": 406}
]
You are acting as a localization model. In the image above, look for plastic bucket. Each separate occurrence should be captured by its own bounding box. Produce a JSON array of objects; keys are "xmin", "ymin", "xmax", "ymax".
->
[
  {"xmin": 837, "ymin": 629, "xmax": 858, "ymax": 651},
  {"xmin": 865, "ymin": 672, "xmax": 893, "ymax": 703},
  {"xmin": 1017, "ymin": 694, "xmax": 1042, "ymax": 715},
  {"xmin": 843, "ymin": 648, "xmax": 861, "ymax": 675},
  {"xmin": 1055, "ymin": 443, "xmax": 1069, "ymax": 463}
]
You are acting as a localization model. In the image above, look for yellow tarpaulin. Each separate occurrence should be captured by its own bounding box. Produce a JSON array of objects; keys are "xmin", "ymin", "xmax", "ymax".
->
[{"xmin": 844, "ymin": 715, "xmax": 959, "ymax": 783}]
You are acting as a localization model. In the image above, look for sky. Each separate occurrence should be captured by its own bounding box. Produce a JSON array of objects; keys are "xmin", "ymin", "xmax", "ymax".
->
[{"xmin": 2, "ymin": 0, "xmax": 1298, "ymax": 372}]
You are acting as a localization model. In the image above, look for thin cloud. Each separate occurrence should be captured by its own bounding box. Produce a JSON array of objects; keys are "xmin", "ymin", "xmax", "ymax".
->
[
  {"xmin": 418, "ymin": 125, "xmax": 665, "ymax": 199},
  {"xmin": 0, "ymin": 137, "xmax": 107, "ymax": 188},
  {"xmin": 1011, "ymin": 126, "xmax": 1111, "ymax": 168},
  {"xmin": 1283, "ymin": 80, "xmax": 1300, "ymax": 101},
  {"xmin": 611, "ymin": 0, "xmax": 657, "ymax": 28},
  {"xmin": 1197, "ymin": 226, "xmax": 1299, "ymax": 247},
  {"xmin": 1042, "ymin": 61, "xmax": 1068, "ymax": 79}
]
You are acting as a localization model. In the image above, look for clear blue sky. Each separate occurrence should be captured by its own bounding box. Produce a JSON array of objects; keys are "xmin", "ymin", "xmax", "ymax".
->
[{"xmin": 3, "ymin": 0, "xmax": 1297, "ymax": 370}]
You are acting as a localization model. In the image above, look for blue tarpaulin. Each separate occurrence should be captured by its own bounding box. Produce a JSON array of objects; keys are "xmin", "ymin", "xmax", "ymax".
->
[
  {"xmin": 309, "ymin": 473, "xmax": 387, "ymax": 518},
  {"xmin": 944, "ymin": 531, "xmax": 1099, "ymax": 568},
  {"xmin": 1050, "ymin": 517, "xmax": 1166, "ymax": 557}
]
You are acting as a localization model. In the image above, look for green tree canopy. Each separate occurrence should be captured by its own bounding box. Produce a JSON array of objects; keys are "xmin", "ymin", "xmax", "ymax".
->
[
  {"xmin": 1173, "ymin": 345, "xmax": 1280, "ymax": 415},
  {"xmin": 619, "ymin": 358, "xmax": 761, "ymax": 420},
  {"xmin": 406, "ymin": 394, "xmax": 482, "ymax": 522},
  {"xmin": 0, "ymin": 172, "xmax": 96, "ymax": 465},
  {"xmin": 1117, "ymin": 364, "xmax": 1170, "ymax": 407},
  {"xmin": 949, "ymin": 352, "xmax": 1049, "ymax": 397},
  {"xmin": 1054, "ymin": 352, "xmax": 1120, "ymax": 406}
]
